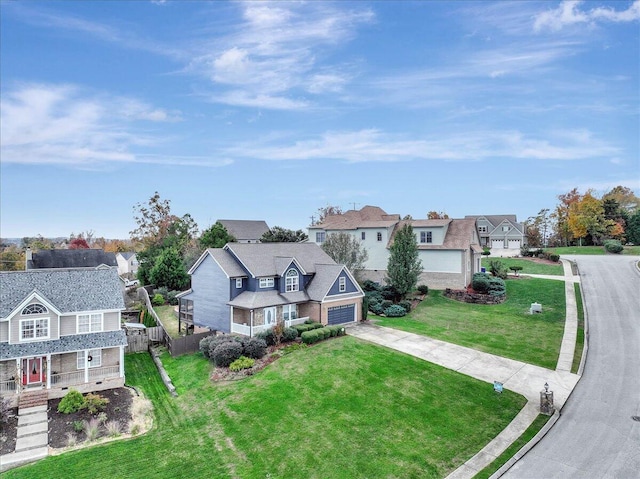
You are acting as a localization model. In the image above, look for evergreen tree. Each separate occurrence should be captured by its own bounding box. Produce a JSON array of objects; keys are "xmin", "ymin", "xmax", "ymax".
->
[
  {"xmin": 261, "ymin": 226, "xmax": 308, "ymax": 243},
  {"xmin": 386, "ymin": 224, "xmax": 422, "ymax": 298},
  {"xmin": 200, "ymin": 222, "xmax": 236, "ymax": 248},
  {"xmin": 149, "ymin": 248, "xmax": 190, "ymax": 291}
]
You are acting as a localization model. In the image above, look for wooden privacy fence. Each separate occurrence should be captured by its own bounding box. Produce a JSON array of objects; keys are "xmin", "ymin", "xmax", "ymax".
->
[{"xmin": 135, "ymin": 287, "xmax": 212, "ymax": 357}]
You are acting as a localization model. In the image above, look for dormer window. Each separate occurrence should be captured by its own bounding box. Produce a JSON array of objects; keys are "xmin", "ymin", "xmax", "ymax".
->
[
  {"xmin": 339, "ymin": 277, "xmax": 346, "ymax": 292},
  {"xmin": 420, "ymin": 231, "xmax": 432, "ymax": 243},
  {"xmin": 286, "ymin": 269, "xmax": 299, "ymax": 292},
  {"xmin": 22, "ymin": 303, "xmax": 47, "ymax": 315},
  {"xmin": 20, "ymin": 318, "xmax": 49, "ymax": 341}
]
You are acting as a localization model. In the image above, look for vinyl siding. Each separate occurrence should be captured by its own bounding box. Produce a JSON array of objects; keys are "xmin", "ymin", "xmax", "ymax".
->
[
  {"xmin": 327, "ymin": 272, "xmax": 359, "ymax": 296},
  {"xmin": 189, "ymin": 254, "xmax": 232, "ymax": 333},
  {"xmin": 10, "ymin": 309, "xmax": 59, "ymax": 344},
  {"xmin": 0, "ymin": 322, "xmax": 7, "ymax": 342},
  {"xmin": 418, "ymin": 250, "xmax": 462, "ymax": 273}
]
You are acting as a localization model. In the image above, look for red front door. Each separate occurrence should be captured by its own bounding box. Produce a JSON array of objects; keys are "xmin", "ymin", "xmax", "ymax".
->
[{"xmin": 22, "ymin": 358, "xmax": 44, "ymax": 385}]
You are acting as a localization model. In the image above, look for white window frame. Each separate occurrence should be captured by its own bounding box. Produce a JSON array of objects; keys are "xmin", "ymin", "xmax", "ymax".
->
[
  {"xmin": 77, "ymin": 349, "xmax": 102, "ymax": 369},
  {"xmin": 285, "ymin": 269, "xmax": 299, "ymax": 292},
  {"xmin": 22, "ymin": 303, "xmax": 48, "ymax": 315},
  {"xmin": 377, "ymin": 232, "xmax": 382, "ymax": 242},
  {"xmin": 316, "ymin": 232, "xmax": 326, "ymax": 243},
  {"xmin": 282, "ymin": 304, "xmax": 298, "ymax": 321},
  {"xmin": 19, "ymin": 318, "xmax": 49, "ymax": 341},
  {"xmin": 339, "ymin": 277, "xmax": 346, "ymax": 292},
  {"xmin": 235, "ymin": 278, "xmax": 242, "ymax": 288},
  {"xmin": 77, "ymin": 313, "xmax": 103, "ymax": 334},
  {"xmin": 259, "ymin": 277, "xmax": 274, "ymax": 288}
]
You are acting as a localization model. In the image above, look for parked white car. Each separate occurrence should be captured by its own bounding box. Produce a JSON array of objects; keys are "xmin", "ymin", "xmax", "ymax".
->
[{"xmin": 123, "ymin": 278, "xmax": 140, "ymax": 287}]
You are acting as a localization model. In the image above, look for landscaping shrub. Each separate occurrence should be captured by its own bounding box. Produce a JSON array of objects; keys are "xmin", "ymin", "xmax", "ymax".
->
[
  {"xmin": 369, "ymin": 301, "xmax": 384, "ymax": 315},
  {"xmin": 243, "ymin": 337, "xmax": 267, "ymax": 359},
  {"xmin": 84, "ymin": 418, "xmax": 101, "ymax": 441},
  {"xmin": 229, "ymin": 356, "xmax": 255, "ymax": 372},
  {"xmin": 604, "ymin": 240, "xmax": 623, "ymax": 254},
  {"xmin": 362, "ymin": 297, "xmax": 369, "ymax": 322},
  {"xmin": 384, "ymin": 304, "xmax": 407, "ymax": 317},
  {"xmin": 362, "ymin": 280, "xmax": 381, "ymax": 292},
  {"xmin": 381, "ymin": 300, "xmax": 393, "ymax": 311},
  {"xmin": 282, "ymin": 327, "xmax": 299, "ymax": 342},
  {"xmin": 84, "ymin": 393, "xmax": 109, "ymax": 414},
  {"xmin": 292, "ymin": 322, "xmax": 322, "ymax": 335},
  {"xmin": 211, "ymin": 341, "xmax": 243, "ymax": 367},
  {"xmin": 471, "ymin": 273, "xmax": 491, "ymax": 293},
  {"xmin": 365, "ymin": 290, "xmax": 383, "ymax": 303},
  {"xmin": 58, "ymin": 389, "xmax": 85, "ymax": 414},
  {"xmin": 509, "ymin": 265, "xmax": 523, "ymax": 276},
  {"xmin": 256, "ymin": 329, "xmax": 276, "ymax": 346},
  {"xmin": 152, "ymin": 293, "xmax": 165, "ymax": 306},
  {"xmin": 487, "ymin": 277, "xmax": 506, "ymax": 297},
  {"xmin": 301, "ymin": 330, "xmax": 320, "ymax": 344},
  {"xmin": 320, "ymin": 327, "xmax": 332, "ymax": 339},
  {"xmin": 549, "ymin": 253, "xmax": 560, "ymax": 262},
  {"xmin": 381, "ymin": 285, "xmax": 398, "ymax": 301},
  {"xmin": 417, "ymin": 284, "xmax": 429, "ymax": 295},
  {"xmin": 156, "ymin": 287, "xmax": 169, "ymax": 302},
  {"xmin": 199, "ymin": 335, "xmax": 216, "ymax": 358},
  {"xmin": 167, "ymin": 290, "xmax": 180, "ymax": 305},
  {"xmin": 208, "ymin": 335, "xmax": 242, "ymax": 359},
  {"xmin": 398, "ymin": 300, "xmax": 412, "ymax": 313},
  {"xmin": 489, "ymin": 260, "xmax": 508, "ymax": 279},
  {"xmin": 304, "ymin": 319, "xmax": 315, "ymax": 324},
  {"xmin": 327, "ymin": 325, "xmax": 339, "ymax": 337}
]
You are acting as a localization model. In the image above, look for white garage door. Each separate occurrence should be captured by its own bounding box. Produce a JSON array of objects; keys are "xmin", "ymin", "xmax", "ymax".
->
[
  {"xmin": 492, "ymin": 239, "xmax": 505, "ymax": 249},
  {"xmin": 508, "ymin": 239, "xmax": 521, "ymax": 249}
]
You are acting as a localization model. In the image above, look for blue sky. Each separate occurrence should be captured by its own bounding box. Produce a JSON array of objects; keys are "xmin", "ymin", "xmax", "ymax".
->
[{"xmin": 1, "ymin": 0, "xmax": 638, "ymax": 239}]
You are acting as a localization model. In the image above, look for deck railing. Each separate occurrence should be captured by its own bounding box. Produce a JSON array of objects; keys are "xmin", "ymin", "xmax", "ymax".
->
[
  {"xmin": 0, "ymin": 379, "xmax": 17, "ymax": 393},
  {"xmin": 50, "ymin": 365, "xmax": 120, "ymax": 387},
  {"xmin": 231, "ymin": 317, "xmax": 310, "ymax": 336}
]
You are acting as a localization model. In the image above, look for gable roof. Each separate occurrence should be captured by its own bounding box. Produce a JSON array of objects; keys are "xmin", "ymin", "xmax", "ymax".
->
[
  {"xmin": 224, "ymin": 242, "xmax": 336, "ymax": 278},
  {"xmin": 189, "ymin": 249, "xmax": 247, "ymax": 277},
  {"xmin": 465, "ymin": 215, "xmax": 521, "ymax": 227},
  {"xmin": 312, "ymin": 205, "xmax": 401, "ymax": 230},
  {"xmin": 27, "ymin": 249, "xmax": 118, "ymax": 269},
  {"xmin": 0, "ymin": 268, "xmax": 125, "ymax": 318},
  {"xmin": 387, "ymin": 218, "xmax": 479, "ymax": 250},
  {"xmin": 217, "ymin": 220, "xmax": 270, "ymax": 241},
  {"xmin": 117, "ymin": 252, "xmax": 136, "ymax": 260}
]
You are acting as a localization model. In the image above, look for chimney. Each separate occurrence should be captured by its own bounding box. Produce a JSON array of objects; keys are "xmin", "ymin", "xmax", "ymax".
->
[{"xmin": 25, "ymin": 247, "xmax": 32, "ymax": 269}]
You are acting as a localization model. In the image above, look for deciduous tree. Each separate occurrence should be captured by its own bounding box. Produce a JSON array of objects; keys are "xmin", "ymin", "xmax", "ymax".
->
[
  {"xmin": 321, "ymin": 232, "xmax": 368, "ymax": 278},
  {"xmin": 261, "ymin": 226, "xmax": 308, "ymax": 243},
  {"xmin": 313, "ymin": 205, "xmax": 343, "ymax": 225}
]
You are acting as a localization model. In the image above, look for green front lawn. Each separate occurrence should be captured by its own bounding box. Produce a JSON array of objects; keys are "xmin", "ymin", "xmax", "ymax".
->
[
  {"xmin": 545, "ymin": 245, "xmax": 640, "ymax": 255},
  {"xmin": 375, "ymin": 279, "xmax": 566, "ymax": 369},
  {"xmin": 154, "ymin": 304, "xmax": 181, "ymax": 339},
  {"xmin": 481, "ymin": 258, "xmax": 564, "ymax": 276},
  {"xmin": 7, "ymin": 340, "xmax": 526, "ymax": 479}
]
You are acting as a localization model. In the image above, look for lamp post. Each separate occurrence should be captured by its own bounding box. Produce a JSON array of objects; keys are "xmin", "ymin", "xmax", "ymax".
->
[{"xmin": 540, "ymin": 382, "xmax": 554, "ymax": 415}]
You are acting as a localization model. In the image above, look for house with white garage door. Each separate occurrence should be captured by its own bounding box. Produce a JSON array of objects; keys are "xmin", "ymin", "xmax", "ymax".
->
[
  {"xmin": 465, "ymin": 215, "xmax": 527, "ymax": 250},
  {"xmin": 178, "ymin": 243, "xmax": 364, "ymax": 337},
  {"xmin": 309, "ymin": 206, "xmax": 483, "ymax": 290}
]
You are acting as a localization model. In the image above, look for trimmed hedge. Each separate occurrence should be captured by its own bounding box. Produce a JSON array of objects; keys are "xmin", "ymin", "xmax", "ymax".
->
[
  {"xmin": 384, "ymin": 304, "xmax": 407, "ymax": 317},
  {"xmin": 283, "ymin": 327, "xmax": 299, "ymax": 342},
  {"xmin": 300, "ymin": 326, "xmax": 345, "ymax": 344},
  {"xmin": 472, "ymin": 273, "xmax": 491, "ymax": 293},
  {"xmin": 293, "ymin": 322, "xmax": 323, "ymax": 335},
  {"xmin": 417, "ymin": 284, "xmax": 429, "ymax": 295}
]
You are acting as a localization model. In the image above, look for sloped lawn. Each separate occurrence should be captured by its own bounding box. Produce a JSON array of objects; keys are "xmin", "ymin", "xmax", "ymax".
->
[
  {"xmin": 375, "ymin": 278, "xmax": 566, "ymax": 369},
  {"xmin": 6, "ymin": 340, "xmax": 526, "ymax": 479}
]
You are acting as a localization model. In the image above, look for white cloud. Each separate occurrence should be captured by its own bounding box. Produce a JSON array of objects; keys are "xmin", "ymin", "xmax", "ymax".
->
[
  {"xmin": 189, "ymin": 2, "xmax": 374, "ymax": 109},
  {"xmin": 534, "ymin": 0, "xmax": 640, "ymax": 32},
  {"xmin": 224, "ymin": 128, "xmax": 620, "ymax": 163},
  {"xmin": 0, "ymin": 83, "xmax": 203, "ymax": 168}
]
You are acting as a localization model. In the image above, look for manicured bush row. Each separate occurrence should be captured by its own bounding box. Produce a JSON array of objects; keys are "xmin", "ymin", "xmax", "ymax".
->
[
  {"xmin": 293, "ymin": 322, "xmax": 323, "ymax": 334},
  {"xmin": 300, "ymin": 326, "xmax": 346, "ymax": 344},
  {"xmin": 200, "ymin": 334, "xmax": 267, "ymax": 364}
]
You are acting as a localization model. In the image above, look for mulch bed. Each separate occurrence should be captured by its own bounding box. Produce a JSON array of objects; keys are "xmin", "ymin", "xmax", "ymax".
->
[
  {"xmin": 48, "ymin": 388, "xmax": 133, "ymax": 449},
  {"xmin": 210, "ymin": 345, "xmax": 289, "ymax": 382},
  {"xmin": 0, "ymin": 409, "xmax": 19, "ymax": 455}
]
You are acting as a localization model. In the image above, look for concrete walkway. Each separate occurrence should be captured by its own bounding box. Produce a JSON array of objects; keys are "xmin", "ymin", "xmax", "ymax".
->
[
  {"xmin": 346, "ymin": 259, "xmax": 582, "ymax": 479},
  {"xmin": 0, "ymin": 405, "xmax": 49, "ymax": 472}
]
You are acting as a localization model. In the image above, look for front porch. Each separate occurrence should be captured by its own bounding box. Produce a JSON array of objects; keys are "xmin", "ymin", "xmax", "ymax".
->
[{"xmin": 231, "ymin": 317, "xmax": 308, "ymax": 337}]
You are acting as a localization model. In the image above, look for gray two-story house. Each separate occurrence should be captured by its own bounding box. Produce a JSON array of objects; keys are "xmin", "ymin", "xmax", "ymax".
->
[
  {"xmin": 177, "ymin": 243, "xmax": 364, "ymax": 337},
  {"xmin": 0, "ymin": 268, "xmax": 127, "ymax": 406}
]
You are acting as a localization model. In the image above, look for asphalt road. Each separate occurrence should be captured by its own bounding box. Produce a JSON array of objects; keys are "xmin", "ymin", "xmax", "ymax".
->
[{"xmin": 503, "ymin": 255, "xmax": 640, "ymax": 479}]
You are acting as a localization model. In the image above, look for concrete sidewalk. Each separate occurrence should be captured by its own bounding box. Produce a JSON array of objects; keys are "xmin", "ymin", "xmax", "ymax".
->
[{"xmin": 345, "ymin": 259, "xmax": 582, "ymax": 478}]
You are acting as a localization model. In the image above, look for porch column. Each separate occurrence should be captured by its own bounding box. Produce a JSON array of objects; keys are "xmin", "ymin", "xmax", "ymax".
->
[
  {"xmin": 46, "ymin": 354, "xmax": 51, "ymax": 389},
  {"xmin": 119, "ymin": 346, "xmax": 125, "ymax": 378},
  {"xmin": 83, "ymin": 350, "xmax": 89, "ymax": 383},
  {"xmin": 15, "ymin": 358, "xmax": 21, "ymax": 393},
  {"xmin": 250, "ymin": 310, "xmax": 254, "ymax": 338},
  {"xmin": 229, "ymin": 306, "xmax": 234, "ymax": 334}
]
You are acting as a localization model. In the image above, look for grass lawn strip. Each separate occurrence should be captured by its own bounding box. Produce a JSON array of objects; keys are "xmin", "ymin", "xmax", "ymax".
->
[
  {"xmin": 571, "ymin": 282, "xmax": 585, "ymax": 374},
  {"xmin": 5, "ymin": 340, "xmax": 526, "ymax": 479},
  {"xmin": 471, "ymin": 414, "xmax": 551, "ymax": 479},
  {"xmin": 545, "ymin": 245, "xmax": 640, "ymax": 256},
  {"xmin": 481, "ymin": 258, "xmax": 564, "ymax": 276},
  {"xmin": 154, "ymin": 304, "xmax": 181, "ymax": 339},
  {"xmin": 374, "ymin": 279, "xmax": 566, "ymax": 370}
]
